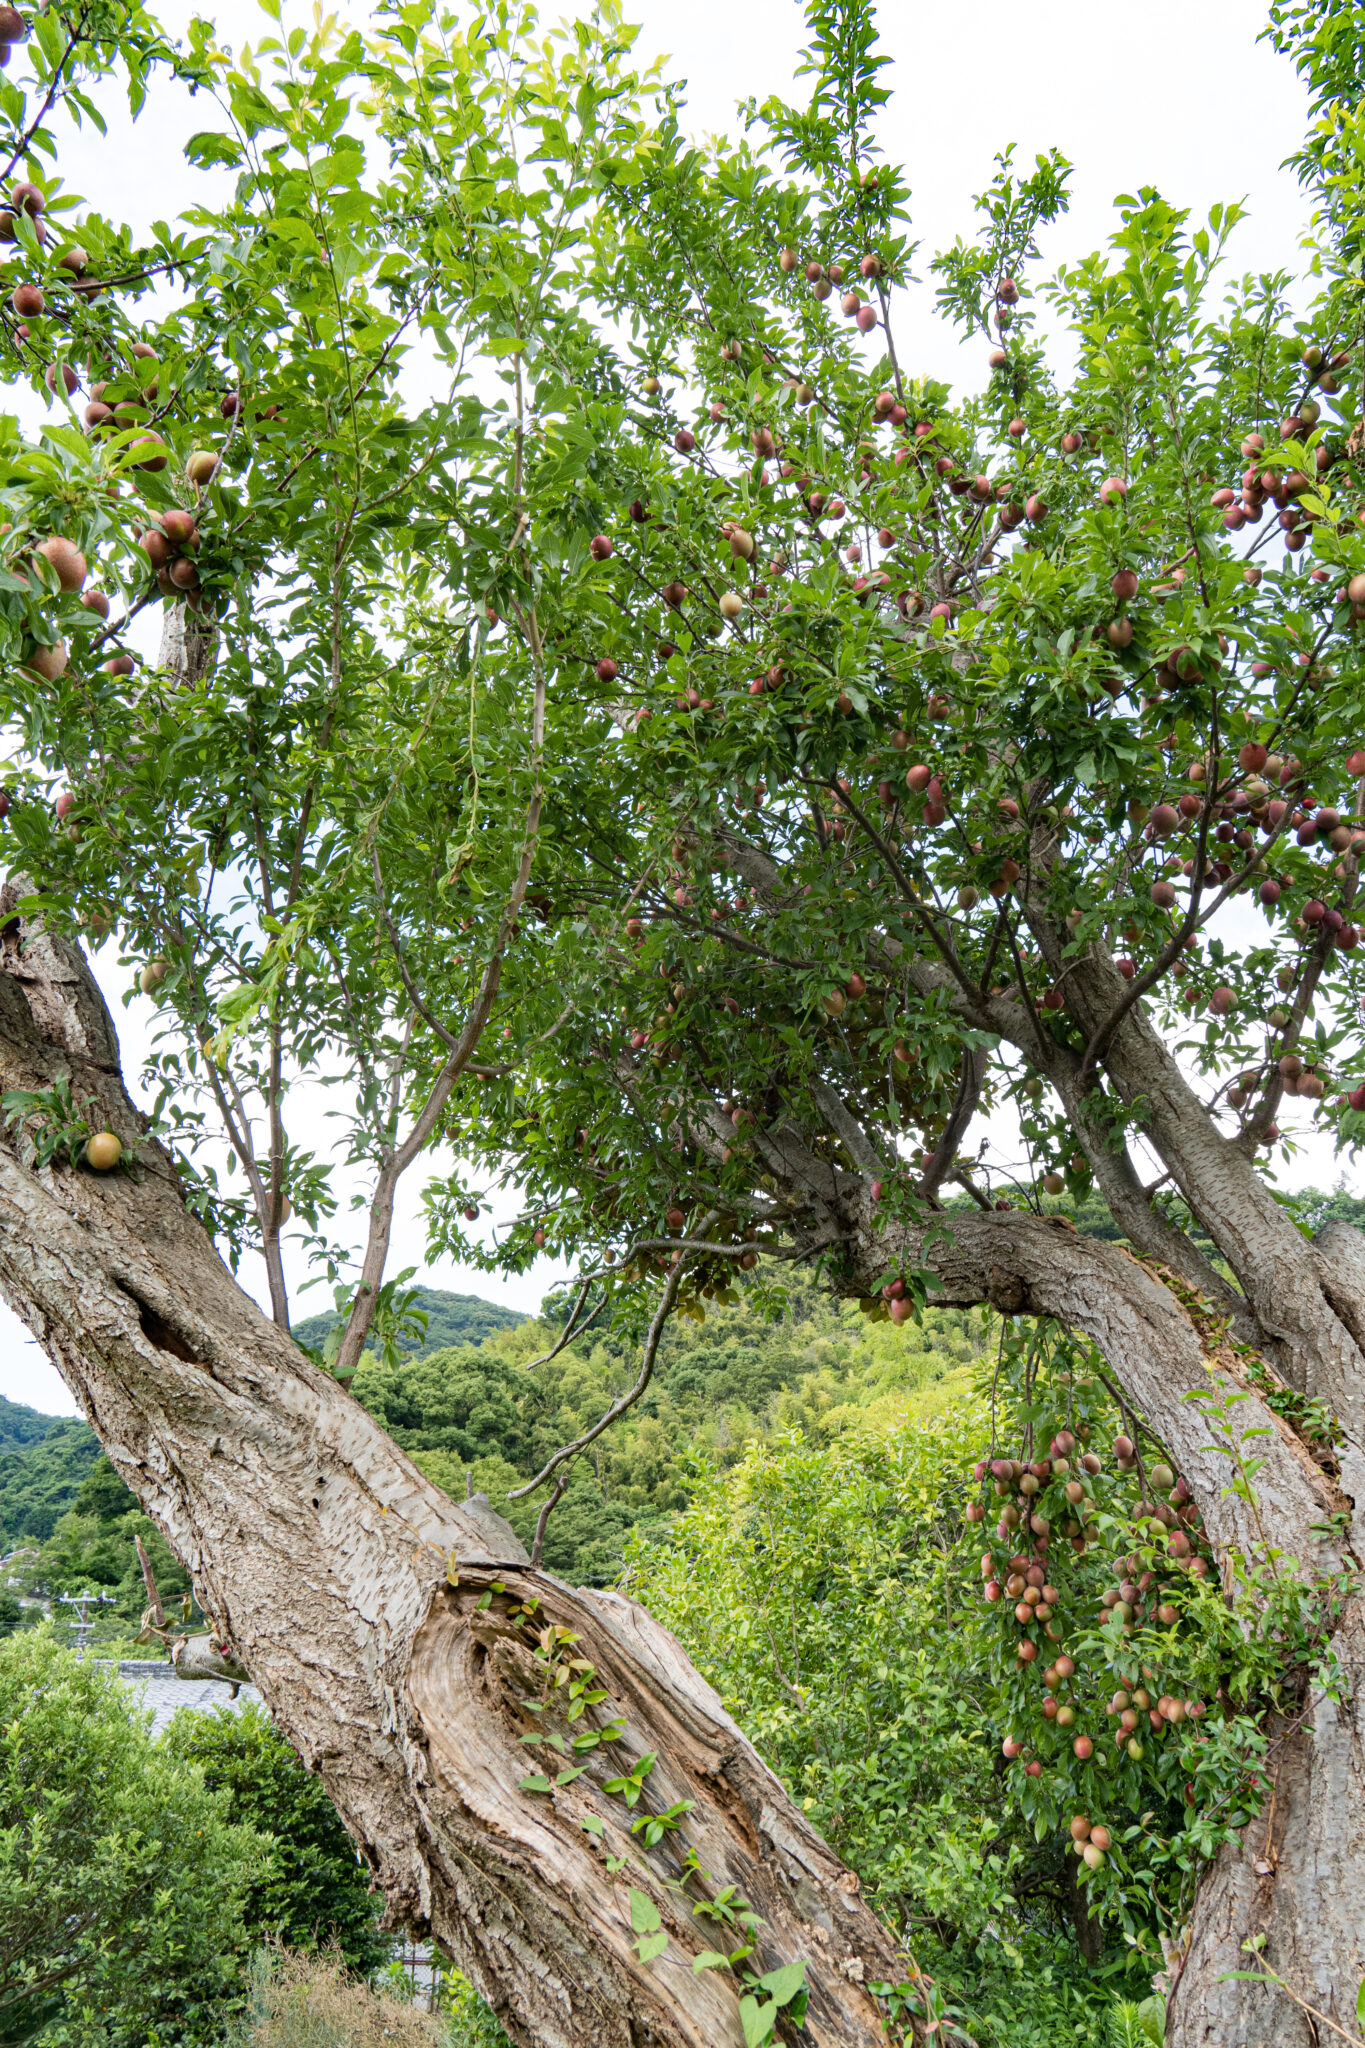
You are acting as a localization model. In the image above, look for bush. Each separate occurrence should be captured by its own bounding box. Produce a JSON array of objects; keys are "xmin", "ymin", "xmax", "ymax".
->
[
  {"xmin": 164, "ymin": 1704, "xmax": 387, "ymax": 1973},
  {"xmin": 0, "ymin": 1630, "xmax": 264, "ymax": 2045},
  {"xmin": 438, "ymin": 1973, "xmax": 512, "ymax": 2048}
]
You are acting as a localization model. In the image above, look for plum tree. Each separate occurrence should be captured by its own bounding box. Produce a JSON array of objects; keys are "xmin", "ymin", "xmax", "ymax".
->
[{"xmin": 0, "ymin": 0, "xmax": 1364, "ymax": 2043}]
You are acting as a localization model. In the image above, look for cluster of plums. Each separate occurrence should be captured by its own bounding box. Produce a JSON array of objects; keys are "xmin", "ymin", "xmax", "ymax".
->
[{"xmin": 968, "ymin": 1428, "xmax": 1217, "ymax": 1870}]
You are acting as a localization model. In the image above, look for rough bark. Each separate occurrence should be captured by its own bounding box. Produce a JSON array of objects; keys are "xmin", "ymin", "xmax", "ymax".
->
[
  {"xmin": 1164, "ymin": 1606, "xmax": 1365, "ymax": 2048},
  {"xmin": 0, "ymin": 885, "xmax": 909, "ymax": 2048}
]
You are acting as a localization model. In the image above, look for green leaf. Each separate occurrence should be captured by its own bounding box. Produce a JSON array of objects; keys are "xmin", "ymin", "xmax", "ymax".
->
[
  {"xmin": 628, "ymin": 1888, "xmax": 661, "ymax": 1936},
  {"xmin": 184, "ymin": 130, "xmax": 244, "ymax": 167},
  {"xmin": 739, "ymin": 1993, "xmax": 777, "ymax": 2048},
  {"xmin": 518, "ymin": 1775, "xmax": 552, "ymax": 1795},
  {"xmin": 693, "ymin": 1950, "xmax": 730, "ymax": 1972},
  {"xmin": 635, "ymin": 1929, "xmax": 669, "ymax": 1963},
  {"xmin": 756, "ymin": 1961, "xmax": 806, "ymax": 2007},
  {"xmin": 1138, "ymin": 1995, "xmax": 1166, "ymax": 2045}
]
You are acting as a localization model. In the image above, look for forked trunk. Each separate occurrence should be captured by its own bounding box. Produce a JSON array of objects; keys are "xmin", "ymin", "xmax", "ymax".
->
[{"xmin": 0, "ymin": 889, "xmax": 906, "ymax": 2048}]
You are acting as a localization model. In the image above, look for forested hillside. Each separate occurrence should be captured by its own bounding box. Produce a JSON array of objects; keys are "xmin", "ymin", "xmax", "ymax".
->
[
  {"xmin": 354, "ymin": 1281, "xmax": 985, "ymax": 1579},
  {"xmin": 0, "ymin": 1277, "xmax": 982, "ymax": 1607},
  {"xmin": 293, "ymin": 1285, "xmax": 526, "ymax": 1359},
  {"xmin": 0, "ymin": 1415, "xmax": 101, "ymax": 1543},
  {"xmin": 0, "ymin": 1395, "xmax": 58, "ymax": 1456}
]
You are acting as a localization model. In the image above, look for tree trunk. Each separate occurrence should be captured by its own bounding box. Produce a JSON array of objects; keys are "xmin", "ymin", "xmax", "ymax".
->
[
  {"xmin": 1023, "ymin": 913, "xmax": 1365, "ymax": 1499},
  {"xmin": 1062, "ymin": 1851, "xmax": 1103, "ymax": 1969},
  {"xmin": 1164, "ymin": 1606, "xmax": 1365, "ymax": 2048},
  {"xmin": 0, "ymin": 887, "xmax": 910, "ymax": 2048}
]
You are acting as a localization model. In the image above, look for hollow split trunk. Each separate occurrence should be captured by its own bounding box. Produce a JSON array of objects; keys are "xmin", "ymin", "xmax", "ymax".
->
[{"xmin": 0, "ymin": 889, "xmax": 909, "ymax": 2048}]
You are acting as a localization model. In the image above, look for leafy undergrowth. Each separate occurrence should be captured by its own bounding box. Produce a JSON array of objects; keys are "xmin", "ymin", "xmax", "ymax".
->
[{"xmin": 625, "ymin": 1408, "xmax": 1161, "ymax": 2047}]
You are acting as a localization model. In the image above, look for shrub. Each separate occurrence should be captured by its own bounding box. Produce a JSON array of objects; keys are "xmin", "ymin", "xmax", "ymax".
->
[
  {"xmin": 0, "ymin": 1631, "xmax": 263, "ymax": 2045},
  {"xmin": 164, "ymin": 1704, "xmax": 387, "ymax": 1973},
  {"xmin": 439, "ymin": 1972, "xmax": 512, "ymax": 2048}
]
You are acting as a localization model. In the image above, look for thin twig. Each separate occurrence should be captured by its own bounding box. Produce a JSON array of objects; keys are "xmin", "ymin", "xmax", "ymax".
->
[
  {"xmin": 521, "ymin": 1277, "xmax": 608, "ymax": 1372},
  {"xmin": 509, "ymin": 1217, "xmax": 715, "ymax": 1500},
  {"xmin": 1221, "ymin": 1964, "xmax": 1365, "ymax": 2048},
  {"xmin": 531, "ymin": 1468, "xmax": 571, "ymax": 1569}
]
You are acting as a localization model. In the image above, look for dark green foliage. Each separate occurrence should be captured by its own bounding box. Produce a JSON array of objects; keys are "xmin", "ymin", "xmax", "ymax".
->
[
  {"xmin": 72, "ymin": 1455, "xmax": 138, "ymax": 1524},
  {"xmin": 0, "ymin": 1592, "xmax": 20, "ymax": 1640},
  {"xmin": 0, "ymin": 1398, "xmax": 56, "ymax": 1458},
  {"xmin": 1283, "ymin": 1182, "xmax": 1365, "ymax": 1235},
  {"xmin": 164, "ymin": 1705, "xmax": 388, "ymax": 1975},
  {"xmin": 293, "ymin": 1287, "xmax": 525, "ymax": 1361},
  {"xmin": 0, "ymin": 1421, "xmax": 100, "ymax": 1543},
  {"xmin": 354, "ymin": 1344, "xmax": 533, "ymax": 1468},
  {"xmin": 0, "ymin": 1632, "xmax": 263, "ymax": 2047}
]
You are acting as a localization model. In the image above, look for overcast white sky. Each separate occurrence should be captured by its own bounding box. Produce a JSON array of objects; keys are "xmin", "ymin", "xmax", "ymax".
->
[{"xmin": 2, "ymin": 0, "xmax": 1349, "ymax": 1416}]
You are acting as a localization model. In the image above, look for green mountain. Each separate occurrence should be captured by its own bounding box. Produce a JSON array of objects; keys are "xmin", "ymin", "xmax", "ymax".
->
[
  {"xmin": 0, "ymin": 1417, "xmax": 102, "ymax": 1544},
  {"xmin": 0, "ymin": 1394, "xmax": 62, "ymax": 1457},
  {"xmin": 294, "ymin": 1285, "xmax": 527, "ymax": 1359}
]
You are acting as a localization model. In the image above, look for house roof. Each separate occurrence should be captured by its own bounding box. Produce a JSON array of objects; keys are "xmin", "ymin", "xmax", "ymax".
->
[{"xmin": 96, "ymin": 1658, "xmax": 262, "ymax": 1739}]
